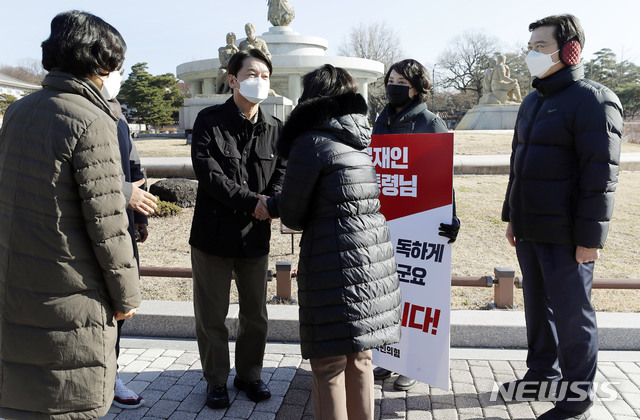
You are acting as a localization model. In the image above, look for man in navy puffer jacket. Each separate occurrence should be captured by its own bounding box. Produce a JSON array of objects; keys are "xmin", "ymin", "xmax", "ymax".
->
[{"xmin": 502, "ymin": 14, "xmax": 622, "ymax": 420}]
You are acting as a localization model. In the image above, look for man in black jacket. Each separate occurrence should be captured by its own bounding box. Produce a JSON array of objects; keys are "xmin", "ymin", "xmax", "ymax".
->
[
  {"xmin": 109, "ymin": 99, "xmax": 157, "ymax": 409},
  {"xmin": 189, "ymin": 49, "xmax": 286, "ymax": 409},
  {"xmin": 502, "ymin": 15, "xmax": 622, "ymax": 420}
]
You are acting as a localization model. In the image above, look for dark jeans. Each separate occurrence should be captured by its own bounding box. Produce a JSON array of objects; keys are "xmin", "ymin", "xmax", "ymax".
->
[
  {"xmin": 516, "ymin": 240, "xmax": 597, "ymax": 413},
  {"xmin": 191, "ymin": 246, "xmax": 269, "ymax": 385}
]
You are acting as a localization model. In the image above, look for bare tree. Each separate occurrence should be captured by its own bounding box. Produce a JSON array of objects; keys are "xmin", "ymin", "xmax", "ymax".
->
[
  {"xmin": 338, "ymin": 21, "xmax": 405, "ymax": 120},
  {"xmin": 437, "ymin": 30, "xmax": 499, "ymax": 99},
  {"xmin": 0, "ymin": 59, "xmax": 46, "ymax": 84}
]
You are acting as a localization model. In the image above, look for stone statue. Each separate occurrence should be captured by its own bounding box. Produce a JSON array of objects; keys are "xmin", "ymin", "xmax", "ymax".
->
[
  {"xmin": 481, "ymin": 57, "xmax": 496, "ymax": 99},
  {"xmin": 479, "ymin": 54, "xmax": 522, "ymax": 105},
  {"xmin": 216, "ymin": 32, "xmax": 239, "ymax": 94},
  {"xmin": 267, "ymin": 0, "xmax": 295, "ymax": 26},
  {"xmin": 238, "ymin": 23, "xmax": 271, "ymax": 60}
]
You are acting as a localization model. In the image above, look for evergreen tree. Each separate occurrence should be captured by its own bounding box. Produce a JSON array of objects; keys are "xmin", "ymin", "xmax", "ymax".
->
[
  {"xmin": 119, "ymin": 63, "xmax": 183, "ymax": 126},
  {"xmin": 0, "ymin": 93, "xmax": 18, "ymax": 116},
  {"xmin": 585, "ymin": 48, "xmax": 618, "ymax": 88},
  {"xmin": 615, "ymin": 83, "xmax": 640, "ymax": 117}
]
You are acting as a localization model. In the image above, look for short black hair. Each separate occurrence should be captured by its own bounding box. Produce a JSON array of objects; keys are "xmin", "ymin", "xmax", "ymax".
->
[
  {"xmin": 41, "ymin": 10, "xmax": 126, "ymax": 77},
  {"xmin": 227, "ymin": 49, "xmax": 273, "ymax": 77},
  {"xmin": 384, "ymin": 59, "xmax": 431, "ymax": 104},
  {"xmin": 298, "ymin": 64, "xmax": 358, "ymax": 103},
  {"xmin": 529, "ymin": 14, "xmax": 585, "ymax": 49}
]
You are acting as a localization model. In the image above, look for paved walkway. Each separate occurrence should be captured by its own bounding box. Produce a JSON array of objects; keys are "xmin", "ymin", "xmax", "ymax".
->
[{"xmin": 101, "ymin": 337, "xmax": 640, "ymax": 420}]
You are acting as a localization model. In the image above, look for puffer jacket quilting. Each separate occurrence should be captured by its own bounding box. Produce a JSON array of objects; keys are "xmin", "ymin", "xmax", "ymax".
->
[
  {"xmin": 373, "ymin": 99, "xmax": 448, "ymax": 134},
  {"xmin": 0, "ymin": 71, "xmax": 141, "ymax": 419},
  {"xmin": 502, "ymin": 64, "xmax": 623, "ymax": 248},
  {"xmin": 272, "ymin": 93, "xmax": 402, "ymax": 360}
]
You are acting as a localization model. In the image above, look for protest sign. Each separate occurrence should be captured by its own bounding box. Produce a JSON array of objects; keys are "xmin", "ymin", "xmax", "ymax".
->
[{"xmin": 370, "ymin": 133, "xmax": 454, "ymax": 391}]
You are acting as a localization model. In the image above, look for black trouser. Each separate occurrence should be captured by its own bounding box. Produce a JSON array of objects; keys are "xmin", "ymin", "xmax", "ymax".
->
[
  {"xmin": 116, "ymin": 319, "xmax": 125, "ymax": 359},
  {"xmin": 517, "ymin": 240, "xmax": 597, "ymax": 413},
  {"xmin": 191, "ymin": 247, "xmax": 269, "ymax": 385}
]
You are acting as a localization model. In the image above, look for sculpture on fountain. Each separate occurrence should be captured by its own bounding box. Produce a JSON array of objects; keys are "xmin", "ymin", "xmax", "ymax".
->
[
  {"xmin": 267, "ymin": 0, "xmax": 295, "ymax": 26},
  {"xmin": 239, "ymin": 23, "xmax": 271, "ymax": 60},
  {"xmin": 177, "ymin": 1, "xmax": 383, "ymax": 135},
  {"xmin": 215, "ymin": 32, "xmax": 239, "ymax": 94}
]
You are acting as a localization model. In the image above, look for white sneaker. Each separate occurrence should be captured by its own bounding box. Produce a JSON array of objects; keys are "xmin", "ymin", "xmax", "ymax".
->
[{"xmin": 113, "ymin": 377, "xmax": 144, "ymax": 409}]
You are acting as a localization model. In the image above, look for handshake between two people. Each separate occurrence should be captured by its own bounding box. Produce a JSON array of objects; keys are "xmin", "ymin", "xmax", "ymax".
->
[{"xmin": 252, "ymin": 193, "xmax": 279, "ymax": 221}]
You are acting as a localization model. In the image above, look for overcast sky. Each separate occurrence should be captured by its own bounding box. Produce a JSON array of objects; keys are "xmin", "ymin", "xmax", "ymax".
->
[{"xmin": 2, "ymin": 0, "xmax": 639, "ymax": 78}]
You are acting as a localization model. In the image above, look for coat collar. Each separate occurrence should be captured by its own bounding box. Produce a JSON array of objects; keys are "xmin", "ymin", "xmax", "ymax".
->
[
  {"xmin": 381, "ymin": 99, "xmax": 427, "ymax": 126},
  {"xmin": 42, "ymin": 71, "xmax": 118, "ymax": 121},
  {"xmin": 222, "ymin": 96, "xmax": 279, "ymax": 128},
  {"xmin": 532, "ymin": 63, "xmax": 584, "ymax": 98},
  {"xmin": 277, "ymin": 92, "xmax": 369, "ymax": 158}
]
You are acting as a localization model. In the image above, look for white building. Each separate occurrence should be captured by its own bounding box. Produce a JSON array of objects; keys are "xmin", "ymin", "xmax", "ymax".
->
[{"xmin": 0, "ymin": 72, "xmax": 41, "ymax": 99}]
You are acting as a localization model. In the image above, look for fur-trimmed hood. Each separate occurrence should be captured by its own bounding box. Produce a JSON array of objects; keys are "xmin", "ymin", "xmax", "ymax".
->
[{"xmin": 277, "ymin": 92, "xmax": 371, "ymax": 158}]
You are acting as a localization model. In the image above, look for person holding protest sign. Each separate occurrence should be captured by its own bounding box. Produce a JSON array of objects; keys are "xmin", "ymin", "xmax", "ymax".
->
[
  {"xmin": 371, "ymin": 58, "xmax": 460, "ymax": 391},
  {"xmin": 261, "ymin": 64, "xmax": 402, "ymax": 420}
]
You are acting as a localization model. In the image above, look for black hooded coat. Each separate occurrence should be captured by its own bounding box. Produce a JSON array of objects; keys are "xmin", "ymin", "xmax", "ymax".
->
[{"xmin": 269, "ymin": 93, "xmax": 402, "ymax": 359}]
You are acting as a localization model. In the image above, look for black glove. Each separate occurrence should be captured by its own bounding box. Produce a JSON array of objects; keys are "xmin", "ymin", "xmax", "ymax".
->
[{"xmin": 439, "ymin": 216, "xmax": 460, "ymax": 244}]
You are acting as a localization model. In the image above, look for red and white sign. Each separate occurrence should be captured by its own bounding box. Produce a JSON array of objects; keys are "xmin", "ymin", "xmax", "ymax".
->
[{"xmin": 370, "ymin": 133, "xmax": 453, "ymax": 391}]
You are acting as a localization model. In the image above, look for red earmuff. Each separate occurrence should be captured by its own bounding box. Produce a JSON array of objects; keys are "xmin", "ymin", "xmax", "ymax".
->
[{"xmin": 560, "ymin": 40, "xmax": 581, "ymax": 66}]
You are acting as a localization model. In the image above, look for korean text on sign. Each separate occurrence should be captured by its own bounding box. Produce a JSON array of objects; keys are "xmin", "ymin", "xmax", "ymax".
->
[
  {"xmin": 396, "ymin": 239, "xmax": 445, "ymax": 263},
  {"xmin": 367, "ymin": 146, "xmax": 409, "ymax": 169}
]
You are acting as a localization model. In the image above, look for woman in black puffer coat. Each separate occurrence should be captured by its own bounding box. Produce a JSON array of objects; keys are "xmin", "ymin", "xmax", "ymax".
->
[{"xmin": 265, "ymin": 65, "xmax": 401, "ymax": 420}]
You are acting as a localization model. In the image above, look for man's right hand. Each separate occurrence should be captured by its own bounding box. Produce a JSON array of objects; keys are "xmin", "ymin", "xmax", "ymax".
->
[
  {"xmin": 505, "ymin": 222, "xmax": 516, "ymax": 247},
  {"xmin": 253, "ymin": 194, "xmax": 271, "ymax": 220},
  {"xmin": 128, "ymin": 179, "xmax": 158, "ymax": 216},
  {"xmin": 114, "ymin": 307, "xmax": 139, "ymax": 321}
]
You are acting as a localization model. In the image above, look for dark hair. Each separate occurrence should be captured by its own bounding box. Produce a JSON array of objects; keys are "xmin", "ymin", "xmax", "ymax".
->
[
  {"xmin": 41, "ymin": 10, "xmax": 126, "ymax": 77},
  {"xmin": 298, "ymin": 64, "xmax": 358, "ymax": 103},
  {"xmin": 529, "ymin": 14, "xmax": 585, "ymax": 49},
  {"xmin": 384, "ymin": 59, "xmax": 432, "ymax": 103},
  {"xmin": 227, "ymin": 49, "xmax": 273, "ymax": 77}
]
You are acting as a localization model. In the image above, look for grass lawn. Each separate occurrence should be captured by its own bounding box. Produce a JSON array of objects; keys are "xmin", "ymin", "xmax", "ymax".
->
[{"xmin": 135, "ymin": 131, "xmax": 640, "ymax": 310}]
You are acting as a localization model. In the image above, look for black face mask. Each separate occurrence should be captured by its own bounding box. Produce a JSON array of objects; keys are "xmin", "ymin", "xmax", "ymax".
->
[{"xmin": 386, "ymin": 84, "xmax": 412, "ymax": 108}]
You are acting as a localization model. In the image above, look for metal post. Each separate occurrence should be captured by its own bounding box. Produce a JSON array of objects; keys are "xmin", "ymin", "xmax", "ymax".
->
[
  {"xmin": 493, "ymin": 267, "xmax": 516, "ymax": 308},
  {"xmin": 432, "ymin": 64, "xmax": 436, "ymax": 110},
  {"xmin": 275, "ymin": 261, "xmax": 292, "ymax": 300}
]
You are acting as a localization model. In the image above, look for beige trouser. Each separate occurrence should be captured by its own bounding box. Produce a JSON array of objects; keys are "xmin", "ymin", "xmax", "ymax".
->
[
  {"xmin": 191, "ymin": 247, "xmax": 269, "ymax": 385},
  {"xmin": 309, "ymin": 350, "xmax": 374, "ymax": 420}
]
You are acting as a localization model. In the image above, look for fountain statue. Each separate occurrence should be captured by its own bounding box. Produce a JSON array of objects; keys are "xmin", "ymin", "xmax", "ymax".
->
[
  {"xmin": 215, "ymin": 32, "xmax": 239, "ymax": 94},
  {"xmin": 267, "ymin": 0, "xmax": 295, "ymax": 26},
  {"xmin": 177, "ymin": 1, "xmax": 383, "ymax": 135},
  {"xmin": 239, "ymin": 23, "xmax": 271, "ymax": 60}
]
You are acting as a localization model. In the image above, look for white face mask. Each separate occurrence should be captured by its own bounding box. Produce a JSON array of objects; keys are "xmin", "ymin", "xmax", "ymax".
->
[
  {"xmin": 100, "ymin": 71, "xmax": 123, "ymax": 100},
  {"xmin": 235, "ymin": 76, "xmax": 270, "ymax": 104},
  {"xmin": 525, "ymin": 49, "xmax": 560, "ymax": 78}
]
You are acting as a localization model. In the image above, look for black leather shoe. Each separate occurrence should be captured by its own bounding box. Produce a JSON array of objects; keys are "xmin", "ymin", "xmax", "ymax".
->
[
  {"xmin": 538, "ymin": 407, "xmax": 592, "ymax": 419},
  {"xmin": 205, "ymin": 383, "xmax": 229, "ymax": 409},
  {"xmin": 373, "ymin": 367, "xmax": 392, "ymax": 380},
  {"xmin": 393, "ymin": 375, "xmax": 417, "ymax": 391},
  {"xmin": 233, "ymin": 377, "xmax": 271, "ymax": 402}
]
